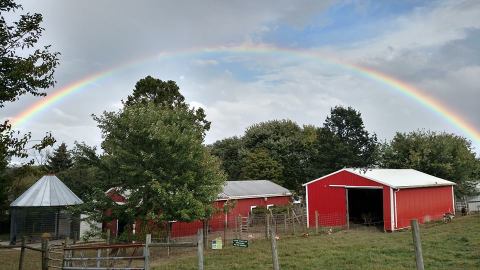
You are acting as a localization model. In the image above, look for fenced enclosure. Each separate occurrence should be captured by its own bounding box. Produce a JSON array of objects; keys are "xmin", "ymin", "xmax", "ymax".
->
[{"xmin": 10, "ymin": 206, "xmax": 81, "ymax": 244}]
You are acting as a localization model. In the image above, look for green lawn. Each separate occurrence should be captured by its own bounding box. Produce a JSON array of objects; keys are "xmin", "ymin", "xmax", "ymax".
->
[
  {"xmin": 1, "ymin": 215, "xmax": 479, "ymax": 269},
  {"xmin": 152, "ymin": 215, "xmax": 480, "ymax": 270}
]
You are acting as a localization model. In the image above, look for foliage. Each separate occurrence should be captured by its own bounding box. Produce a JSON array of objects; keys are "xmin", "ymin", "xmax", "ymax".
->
[
  {"xmin": 57, "ymin": 142, "xmax": 111, "ymax": 199},
  {"xmin": 92, "ymin": 102, "xmax": 226, "ymax": 227},
  {"xmin": 323, "ymin": 106, "xmax": 378, "ymax": 167},
  {"xmin": 241, "ymin": 148, "xmax": 283, "ymax": 182},
  {"xmin": 0, "ymin": 0, "xmax": 58, "ymax": 224},
  {"xmin": 46, "ymin": 142, "xmax": 73, "ymax": 173},
  {"xmin": 210, "ymin": 107, "xmax": 378, "ymax": 192},
  {"xmin": 380, "ymin": 130, "xmax": 480, "ymax": 196},
  {"xmin": 209, "ymin": 136, "xmax": 245, "ymax": 181},
  {"xmin": 0, "ymin": 0, "xmax": 60, "ymax": 107},
  {"xmin": 242, "ymin": 119, "xmax": 308, "ymax": 190},
  {"xmin": 124, "ymin": 76, "xmax": 210, "ymax": 134}
]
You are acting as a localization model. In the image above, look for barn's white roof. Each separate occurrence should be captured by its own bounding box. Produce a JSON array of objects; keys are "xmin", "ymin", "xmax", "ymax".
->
[
  {"xmin": 303, "ymin": 168, "xmax": 456, "ymax": 189},
  {"xmin": 218, "ymin": 180, "xmax": 292, "ymax": 199},
  {"xmin": 10, "ymin": 175, "xmax": 83, "ymax": 207}
]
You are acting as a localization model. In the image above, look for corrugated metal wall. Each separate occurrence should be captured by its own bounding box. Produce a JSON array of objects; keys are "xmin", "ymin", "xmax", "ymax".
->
[
  {"xmin": 306, "ymin": 170, "xmax": 392, "ymax": 231},
  {"xmin": 395, "ymin": 186, "xmax": 454, "ymax": 229}
]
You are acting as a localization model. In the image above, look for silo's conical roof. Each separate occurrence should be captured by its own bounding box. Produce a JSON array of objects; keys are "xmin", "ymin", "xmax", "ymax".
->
[{"xmin": 10, "ymin": 175, "xmax": 83, "ymax": 207}]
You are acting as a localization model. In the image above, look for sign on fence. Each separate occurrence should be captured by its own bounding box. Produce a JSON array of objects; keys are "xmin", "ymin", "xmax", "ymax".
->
[
  {"xmin": 212, "ymin": 237, "xmax": 223, "ymax": 249},
  {"xmin": 233, "ymin": 239, "xmax": 249, "ymax": 248}
]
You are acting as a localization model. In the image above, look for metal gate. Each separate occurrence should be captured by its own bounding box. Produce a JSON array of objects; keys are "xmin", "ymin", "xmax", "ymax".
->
[{"xmin": 62, "ymin": 243, "xmax": 146, "ymax": 270}]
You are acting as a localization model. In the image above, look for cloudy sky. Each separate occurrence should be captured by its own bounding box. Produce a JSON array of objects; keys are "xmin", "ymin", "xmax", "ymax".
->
[{"xmin": 3, "ymin": 0, "xmax": 480, "ymax": 156}]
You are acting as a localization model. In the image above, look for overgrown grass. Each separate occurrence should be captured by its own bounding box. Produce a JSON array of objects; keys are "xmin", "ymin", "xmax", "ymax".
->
[
  {"xmin": 152, "ymin": 215, "xmax": 480, "ymax": 270},
  {"xmin": 0, "ymin": 215, "xmax": 478, "ymax": 269}
]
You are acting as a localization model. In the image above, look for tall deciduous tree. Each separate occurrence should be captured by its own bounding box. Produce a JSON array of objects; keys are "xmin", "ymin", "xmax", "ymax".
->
[
  {"xmin": 46, "ymin": 143, "xmax": 73, "ymax": 173},
  {"xmin": 1, "ymin": 0, "xmax": 58, "ymax": 226},
  {"xmin": 241, "ymin": 148, "xmax": 283, "ymax": 182},
  {"xmin": 93, "ymin": 102, "xmax": 226, "ymax": 231},
  {"xmin": 1, "ymin": 0, "xmax": 60, "ymax": 106},
  {"xmin": 242, "ymin": 119, "xmax": 308, "ymax": 191},
  {"xmin": 124, "ymin": 76, "xmax": 210, "ymax": 134},
  {"xmin": 209, "ymin": 136, "xmax": 245, "ymax": 181},
  {"xmin": 322, "ymin": 106, "xmax": 378, "ymax": 167},
  {"xmin": 380, "ymin": 131, "xmax": 480, "ymax": 197}
]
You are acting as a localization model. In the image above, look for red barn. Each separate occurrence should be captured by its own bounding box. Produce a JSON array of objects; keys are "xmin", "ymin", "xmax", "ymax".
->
[
  {"xmin": 304, "ymin": 169, "xmax": 455, "ymax": 231},
  {"xmin": 105, "ymin": 180, "xmax": 292, "ymax": 237}
]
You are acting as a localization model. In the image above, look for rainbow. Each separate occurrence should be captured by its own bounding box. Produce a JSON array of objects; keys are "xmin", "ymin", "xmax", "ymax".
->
[{"xmin": 8, "ymin": 44, "xmax": 480, "ymax": 145}]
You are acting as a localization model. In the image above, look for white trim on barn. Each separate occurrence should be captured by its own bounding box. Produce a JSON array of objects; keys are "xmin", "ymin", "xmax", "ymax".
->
[
  {"xmin": 390, "ymin": 188, "xmax": 395, "ymax": 231},
  {"xmin": 306, "ymin": 184, "xmax": 309, "ymax": 228},
  {"xmin": 329, "ymin": 185, "xmax": 383, "ymax": 189}
]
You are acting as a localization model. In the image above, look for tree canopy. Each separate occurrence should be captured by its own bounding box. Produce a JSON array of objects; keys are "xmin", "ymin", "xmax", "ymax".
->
[
  {"xmin": 46, "ymin": 143, "xmax": 73, "ymax": 173},
  {"xmin": 91, "ymin": 101, "xmax": 226, "ymax": 226},
  {"xmin": 380, "ymin": 131, "xmax": 480, "ymax": 197},
  {"xmin": 124, "ymin": 76, "xmax": 210, "ymax": 134},
  {"xmin": 0, "ymin": 0, "xmax": 60, "ymax": 107}
]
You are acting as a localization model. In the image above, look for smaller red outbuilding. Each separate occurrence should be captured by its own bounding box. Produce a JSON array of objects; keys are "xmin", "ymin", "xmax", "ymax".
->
[
  {"xmin": 105, "ymin": 180, "xmax": 292, "ymax": 237},
  {"xmin": 304, "ymin": 169, "xmax": 455, "ymax": 231}
]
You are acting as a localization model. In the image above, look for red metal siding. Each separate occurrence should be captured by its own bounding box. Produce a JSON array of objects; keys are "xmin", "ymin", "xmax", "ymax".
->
[
  {"xmin": 306, "ymin": 170, "xmax": 392, "ymax": 231},
  {"xmin": 171, "ymin": 196, "xmax": 291, "ymax": 237},
  {"xmin": 395, "ymin": 186, "xmax": 454, "ymax": 229}
]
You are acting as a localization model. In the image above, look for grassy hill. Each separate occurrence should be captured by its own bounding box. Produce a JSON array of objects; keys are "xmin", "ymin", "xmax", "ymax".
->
[{"xmin": 152, "ymin": 215, "xmax": 480, "ymax": 270}]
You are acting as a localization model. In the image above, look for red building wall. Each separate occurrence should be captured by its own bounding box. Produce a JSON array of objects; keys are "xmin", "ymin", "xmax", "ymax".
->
[
  {"xmin": 171, "ymin": 196, "xmax": 291, "ymax": 237},
  {"xmin": 305, "ymin": 170, "xmax": 392, "ymax": 231},
  {"xmin": 395, "ymin": 186, "xmax": 454, "ymax": 229},
  {"xmin": 104, "ymin": 190, "xmax": 291, "ymax": 237}
]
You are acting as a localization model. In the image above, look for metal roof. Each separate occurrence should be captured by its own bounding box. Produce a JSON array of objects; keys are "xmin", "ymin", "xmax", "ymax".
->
[
  {"xmin": 218, "ymin": 180, "xmax": 292, "ymax": 199},
  {"xmin": 303, "ymin": 168, "xmax": 456, "ymax": 189},
  {"xmin": 10, "ymin": 175, "xmax": 84, "ymax": 207}
]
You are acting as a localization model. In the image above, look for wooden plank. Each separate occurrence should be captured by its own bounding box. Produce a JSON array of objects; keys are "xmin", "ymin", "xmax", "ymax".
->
[
  {"xmin": 64, "ymin": 243, "xmax": 144, "ymax": 251},
  {"xmin": 148, "ymin": 242, "xmax": 196, "ymax": 248}
]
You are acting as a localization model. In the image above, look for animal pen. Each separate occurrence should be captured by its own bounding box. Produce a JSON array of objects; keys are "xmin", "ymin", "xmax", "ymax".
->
[{"xmin": 10, "ymin": 175, "xmax": 83, "ymax": 244}]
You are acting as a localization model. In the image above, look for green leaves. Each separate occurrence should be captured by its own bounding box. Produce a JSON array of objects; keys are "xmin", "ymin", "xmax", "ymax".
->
[
  {"xmin": 94, "ymin": 102, "xmax": 226, "ymax": 225},
  {"xmin": 0, "ymin": 0, "xmax": 60, "ymax": 107},
  {"xmin": 380, "ymin": 130, "xmax": 480, "ymax": 196}
]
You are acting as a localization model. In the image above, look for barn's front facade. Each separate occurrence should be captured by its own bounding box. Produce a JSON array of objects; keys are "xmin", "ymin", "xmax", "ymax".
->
[
  {"xmin": 105, "ymin": 180, "xmax": 292, "ymax": 237},
  {"xmin": 304, "ymin": 169, "xmax": 455, "ymax": 231}
]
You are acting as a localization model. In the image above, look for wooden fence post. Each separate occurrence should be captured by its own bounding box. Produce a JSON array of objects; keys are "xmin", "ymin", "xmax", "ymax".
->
[
  {"xmin": 265, "ymin": 213, "xmax": 270, "ymax": 239},
  {"xmin": 315, "ymin": 211, "xmax": 319, "ymax": 234},
  {"xmin": 283, "ymin": 213, "xmax": 287, "ymax": 234},
  {"xmin": 270, "ymin": 227, "xmax": 280, "ymax": 270},
  {"xmin": 411, "ymin": 220, "xmax": 425, "ymax": 270},
  {"xmin": 18, "ymin": 236, "xmax": 26, "ymax": 270},
  {"xmin": 144, "ymin": 234, "xmax": 151, "ymax": 270},
  {"xmin": 197, "ymin": 229, "xmax": 204, "ymax": 270},
  {"xmin": 41, "ymin": 239, "xmax": 49, "ymax": 270},
  {"xmin": 106, "ymin": 228, "xmax": 111, "ymax": 244}
]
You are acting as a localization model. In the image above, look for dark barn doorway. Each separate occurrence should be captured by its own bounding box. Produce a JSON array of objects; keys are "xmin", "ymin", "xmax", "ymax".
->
[{"xmin": 347, "ymin": 188, "xmax": 383, "ymax": 228}]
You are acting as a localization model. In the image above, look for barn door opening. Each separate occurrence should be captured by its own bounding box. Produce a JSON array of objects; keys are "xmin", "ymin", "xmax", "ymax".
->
[{"xmin": 347, "ymin": 188, "xmax": 383, "ymax": 229}]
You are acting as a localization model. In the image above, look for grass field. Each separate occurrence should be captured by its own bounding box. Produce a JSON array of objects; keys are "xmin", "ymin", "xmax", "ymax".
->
[
  {"xmin": 152, "ymin": 215, "xmax": 480, "ymax": 270},
  {"xmin": 1, "ymin": 215, "xmax": 479, "ymax": 269}
]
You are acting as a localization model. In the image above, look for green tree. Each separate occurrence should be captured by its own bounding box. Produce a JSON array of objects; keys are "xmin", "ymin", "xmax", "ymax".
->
[
  {"xmin": 57, "ymin": 142, "xmax": 110, "ymax": 199},
  {"xmin": 380, "ymin": 130, "xmax": 480, "ymax": 197},
  {"xmin": 242, "ymin": 119, "xmax": 308, "ymax": 191},
  {"xmin": 1, "ymin": 0, "xmax": 60, "ymax": 106},
  {"xmin": 46, "ymin": 143, "xmax": 73, "ymax": 173},
  {"xmin": 241, "ymin": 148, "xmax": 283, "ymax": 182},
  {"xmin": 92, "ymin": 102, "xmax": 226, "ymax": 232},
  {"xmin": 124, "ymin": 76, "xmax": 210, "ymax": 133},
  {"xmin": 209, "ymin": 136, "xmax": 245, "ymax": 181},
  {"xmin": 322, "ymin": 106, "xmax": 378, "ymax": 167},
  {"xmin": 1, "ymin": 0, "xmax": 58, "ymax": 225}
]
